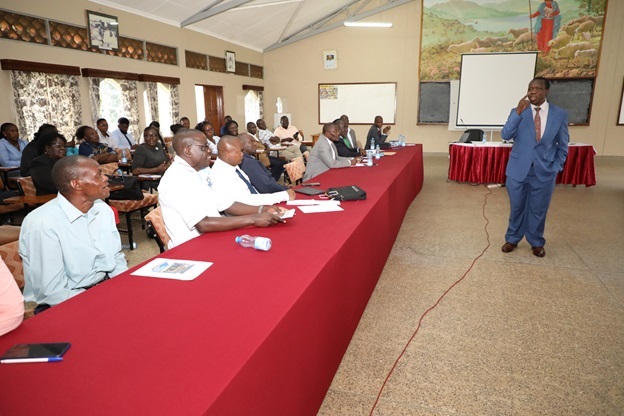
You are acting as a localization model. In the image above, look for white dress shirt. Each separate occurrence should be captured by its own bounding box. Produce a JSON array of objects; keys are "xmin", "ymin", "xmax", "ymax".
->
[
  {"xmin": 210, "ymin": 158, "xmax": 290, "ymax": 205},
  {"xmin": 109, "ymin": 129, "xmax": 136, "ymax": 149},
  {"xmin": 158, "ymin": 156, "xmax": 234, "ymax": 248}
]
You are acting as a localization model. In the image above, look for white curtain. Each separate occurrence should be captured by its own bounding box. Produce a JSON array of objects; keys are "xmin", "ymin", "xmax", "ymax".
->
[
  {"xmin": 10, "ymin": 71, "xmax": 82, "ymax": 141},
  {"xmin": 145, "ymin": 81, "xmax": 159, "ymax": 124},
  {"xmin": 118, "ymin": 79, "xmax": 140, "ymax": 140},
  {"xmin": 170, "ymin": 84, "xmax": 180, "ymax": 124}
]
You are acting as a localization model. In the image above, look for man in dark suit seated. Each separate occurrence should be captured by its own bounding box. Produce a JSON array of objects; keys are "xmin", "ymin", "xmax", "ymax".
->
[
  {"xmin": 334, "ymin": 119, "xmax": 364, "ymax": 158},
  {"xmin": 238, "ymin": 133, "xmax": 293, "ymax": 195}
]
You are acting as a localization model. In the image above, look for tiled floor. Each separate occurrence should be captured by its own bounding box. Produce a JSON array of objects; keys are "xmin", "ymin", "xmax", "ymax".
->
[
  {"xmin": 124, "ymin": 154, "xmax": 624, "ymax": 415},
  {"xmin": 317, "ymin": 154, "xmax": 624, "ymax": 416}
]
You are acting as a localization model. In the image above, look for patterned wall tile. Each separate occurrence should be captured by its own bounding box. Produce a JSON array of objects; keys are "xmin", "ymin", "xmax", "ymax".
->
[
  {"xmin": 209, "ymin": 56, "xmax": 226, "ymax": 73},
  {"xmin": 0, "ymin": 10, "xmax": 47, "ymax": 44},
  {"xmin": 146, "ymin": 42, "xmax": 177, "ymax": 65},
  {"xmin": 250, "ymin": 64, "xmax": 263, "ymax": 79},
  {"xmin": 185, "ymin": 50, "xmax": 208, "ymax": 70}
]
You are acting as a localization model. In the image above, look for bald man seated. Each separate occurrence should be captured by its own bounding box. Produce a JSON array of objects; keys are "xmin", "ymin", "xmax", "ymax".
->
[
  {"xmin": 158, "ymin": 129, "xmax": 284, "ymax": 248},
  {"xmin": 19, "ymin": 155, "xmax": 128, "ymax": 311},
  {"xmin": 303, "ymin": 123, "xmax": 360, "ymax": 181},
  {"xmin": 210, "ymin": 135, "xmax": 295, "ymax": 205}
]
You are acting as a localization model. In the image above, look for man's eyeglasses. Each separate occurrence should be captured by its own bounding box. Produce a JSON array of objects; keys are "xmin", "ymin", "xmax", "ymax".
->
[{"xmin": 187, "ymin": 144, "xmax": 211, "ymax": 152}]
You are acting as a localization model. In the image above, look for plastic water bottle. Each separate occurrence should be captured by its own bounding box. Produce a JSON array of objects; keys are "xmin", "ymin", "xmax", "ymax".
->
[
  {"xmin": 375, "ymin": 144, "xmax": 381, "ymax": 159},
  {"xmin": 121, "ymin": 149, "xmax": 127, "ymax": 163},
  {"xmin": 235, "ymin": 235, "xmax": 272, "ymax": 251},
  {"xmin": 369, "ymin": 139, "xmax": 376, "ymax": 151},
  {"xmin": 366, "ymin": 151, "xmax": 373, "ymax": 166},
  {"xmin": 482, "ymin": 131, "xmax": 487, "ymax": 143}
]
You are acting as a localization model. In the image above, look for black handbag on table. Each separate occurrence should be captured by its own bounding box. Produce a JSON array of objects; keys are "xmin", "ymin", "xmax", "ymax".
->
[
  {"xmin": 326, "ymin": 185, "xmax": 366, "ymax": 201},
  {"xmin": 107, "ymin": 175, "xmax": 144, "ymax": 200}
]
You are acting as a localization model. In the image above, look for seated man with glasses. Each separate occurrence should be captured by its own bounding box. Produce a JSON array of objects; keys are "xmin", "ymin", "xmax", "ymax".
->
[{"xmin": 158, "ymin": 129, "xmax": 285, "ymax": 249}]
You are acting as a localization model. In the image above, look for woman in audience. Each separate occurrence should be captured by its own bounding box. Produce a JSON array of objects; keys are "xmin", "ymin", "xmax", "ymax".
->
[
  {"xmin": 224, "ymin": 119, "xmax": 239, "ymax": 136},
  {"xmin": 0, "ymin": 123, "xmax": 28, "ymax": 168},
  {"xmin": 20, "ymin": 123, "xmax": 57, "ymax": 176},
  {"xmin": 29, "ymin": 131, "xmax": 67, "ymax": 195},
  {"xmin": 132, "ymin": 126, "xmax": 170, "ymax": 189},
  {"xmin": 76, "ymin": 125, "xmax": 118, "ymax": 164},
  {"xmin": 195, "ymin": 121, "xmax": 219, "ymax": 154}
]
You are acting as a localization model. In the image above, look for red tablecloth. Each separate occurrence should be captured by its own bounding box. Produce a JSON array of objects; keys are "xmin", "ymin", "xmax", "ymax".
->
[
  {"xmin": 447, "ymin": 143, "xmax": 596, "ymax": 186},
  {"xmin": 0, "ymin": 146, "xmax": 423, "ymax": 416}
]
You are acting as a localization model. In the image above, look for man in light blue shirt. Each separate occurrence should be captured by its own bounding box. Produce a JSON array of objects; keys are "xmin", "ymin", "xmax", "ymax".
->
[{"xmin": 19, "ymin": 155, "xmax": 127, "ymax": 309}]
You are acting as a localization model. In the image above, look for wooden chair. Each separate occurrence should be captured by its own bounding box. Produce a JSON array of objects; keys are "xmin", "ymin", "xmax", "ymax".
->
[
  {"xmin": 284, "ymin": 156, "xmax": 305, "ymax": 185},
  {"xmin": 0, "ymin": 240, "xmax": 24, "ymax": 290},
  {"xmin": 145, "ymin": 207, "xmax": 170, "ymax": 252},
  {"xmin": 0, "ymin": 176, "xmax": 26, "ymax": 222},
  {"xmin": 17, "ymin": 177, "xmax": 36, "ymax": 197},
  {"xmin": 101, "ymin": 163, "xmax": 159, "ymax": 250},
  {"xmin": 100, "ymin": 162, "xmax": 119, "ymax": 176}
]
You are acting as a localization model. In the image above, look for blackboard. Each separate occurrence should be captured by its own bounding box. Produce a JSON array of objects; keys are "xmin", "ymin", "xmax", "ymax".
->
[
  {"xmin": 547, "ymin": 78, "xmax": 594, "ymax": 125},
  {"xmin": 418, "ymin": 82, "xmax": 450, "ymax": 124},
  {"xmin": 318, "ymin": 83, "xmax": 396, "ymax": 125}
]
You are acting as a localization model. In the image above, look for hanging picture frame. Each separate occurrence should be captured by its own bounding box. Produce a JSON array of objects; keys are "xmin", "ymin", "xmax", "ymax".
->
[
  {"xmin": 323, "ymin": 50, "xmax": 338, "ymax": 70},
  {"xmin": 86, "ymin": 10, "xmax": 119, "ymax": 51},
  {"xmin": 225, "ymin": 51, "xmax": 236, "ymax": 73}
]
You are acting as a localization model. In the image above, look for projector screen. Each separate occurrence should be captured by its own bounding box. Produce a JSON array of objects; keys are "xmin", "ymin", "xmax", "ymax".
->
[{"xmin": 456, "ymin": 52, "xmax": 537, "ymax": 129}]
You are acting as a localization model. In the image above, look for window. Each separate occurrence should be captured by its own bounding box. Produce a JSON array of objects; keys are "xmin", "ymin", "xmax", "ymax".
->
[
  {"xmin": 144, "ymin": 82, "xmax": 175, "ymax": 136},
  {"xmin": 99, "ymin": 79, "xmax": 124, "ymax": 125},
  {"xmin": 245, "ymin": 90, "xmax": 260, "ymax": 126}
]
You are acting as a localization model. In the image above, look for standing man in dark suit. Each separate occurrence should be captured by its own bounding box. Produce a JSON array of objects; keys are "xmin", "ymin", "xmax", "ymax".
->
[
  {"xmin": 501, "ymin": 77, "xmax": 569, "ymax": 257},
  {"xmin": 366, "ymin": 115, "xmax": 391, "ymax": 150}
]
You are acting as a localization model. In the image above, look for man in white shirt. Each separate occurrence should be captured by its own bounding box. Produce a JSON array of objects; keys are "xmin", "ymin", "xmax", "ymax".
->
[
  {"xmin": 109, "ymin": 117, "xmax": 137, "ymax": 151},
  {"xmin": 256, "ymin": 118, "xmax": 303, "ymax": 162},
  {"xmin": 273, "ymin": 116, "xmax": 309, "ymax": 158},
  {"xmin": 211, "ymin": 135, "xmax": 295, "ymax": 206},
  {"xmin": 158, "ymin": 130, "xmax": 284, "ymax": 248}
]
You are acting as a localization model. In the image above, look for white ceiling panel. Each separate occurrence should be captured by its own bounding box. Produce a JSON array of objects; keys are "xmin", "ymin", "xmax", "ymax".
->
[{"xmin": 90, "ymin": 0, "xmax": 408, "ymax": 51}]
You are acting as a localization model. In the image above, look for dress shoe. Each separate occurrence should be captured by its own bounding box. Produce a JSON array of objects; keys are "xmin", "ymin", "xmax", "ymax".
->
[
  {"xmin": 501, "ymin": 242, "xmax": 517, "ymax": 253},
  {"xmin": 532, "ymin": 246, "xmax": 545, "ymax": 257}
]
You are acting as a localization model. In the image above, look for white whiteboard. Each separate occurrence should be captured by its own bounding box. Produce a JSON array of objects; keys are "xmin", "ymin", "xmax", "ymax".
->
[
  {"xmin": 456, "ymin": 52, "xmax": 537, "ymax": 129},
  {"xmin": 319, "ymin": 83, "xmax": 396, "ymax": 124}
]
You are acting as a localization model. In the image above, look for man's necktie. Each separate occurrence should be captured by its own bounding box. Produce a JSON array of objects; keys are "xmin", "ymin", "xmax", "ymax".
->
[
  {"xmin": 535, "ymin": 107, "xmax": 541, "ymax": 142},
  {"xmin": 236, "ymin": 169, "xmax": 258, "ymax": 194}
]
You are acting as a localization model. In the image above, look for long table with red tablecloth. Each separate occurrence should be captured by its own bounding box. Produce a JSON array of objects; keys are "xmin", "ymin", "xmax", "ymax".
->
[
  {"xmin": 0, "ymin": 145, "xmax": 424, "ymax": 416},
  {"xmin": 447, "ymin": 142, "xmax": 596, "ymax": 186}
]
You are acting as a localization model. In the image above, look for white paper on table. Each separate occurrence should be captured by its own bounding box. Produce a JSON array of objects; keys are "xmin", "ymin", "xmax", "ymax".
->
[
  {"xmin": 131, "ymin": 258, "xmax": 213, "ymax": 280},
  {"xmin": 298, "ymin": 204, "xmax": 344, "ymax": 214},
  {"xmin": 280, "ymin": 208, "xmax": 296, "ymax": 219},
  {"xmin": 287, "ymin": 200, "xmax": 341, "ymax": 206}
]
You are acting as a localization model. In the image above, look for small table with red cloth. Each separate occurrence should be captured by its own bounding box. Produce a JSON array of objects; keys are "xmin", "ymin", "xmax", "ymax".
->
[
  {"xmin": 0, "ymin": 146, "xmax": 424, "ymax": 416},
  {"xmin": 447, "ymin": 142, "xmax": 596, "ymax": 186}
]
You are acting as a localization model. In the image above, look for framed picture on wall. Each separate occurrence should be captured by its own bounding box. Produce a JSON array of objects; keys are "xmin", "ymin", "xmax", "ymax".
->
[
  {"xmin": 225, "ymin": 51, "xmax": 236, "ymax": 73},
  {"xmin": 86, "ymin": 10, "xmax": 119, "ymax": 51},
  {"xmin": 618, "ymin": 78, "xmax": 624, "ymax": 125},
  {"xmin": 323, "ymin": 50, "xmax": 337, "ymax": 70}
]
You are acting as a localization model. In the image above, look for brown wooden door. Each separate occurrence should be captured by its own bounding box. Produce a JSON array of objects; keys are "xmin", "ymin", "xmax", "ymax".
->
[{"xmin": 201, "ymin": 85, "xmax": 224, "ymax": 132}]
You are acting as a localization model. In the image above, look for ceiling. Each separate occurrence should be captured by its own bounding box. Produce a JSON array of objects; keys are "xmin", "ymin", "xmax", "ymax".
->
[{"xmin": 89, "ymin": 0, "xmax": 412, "ymax": 52}]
